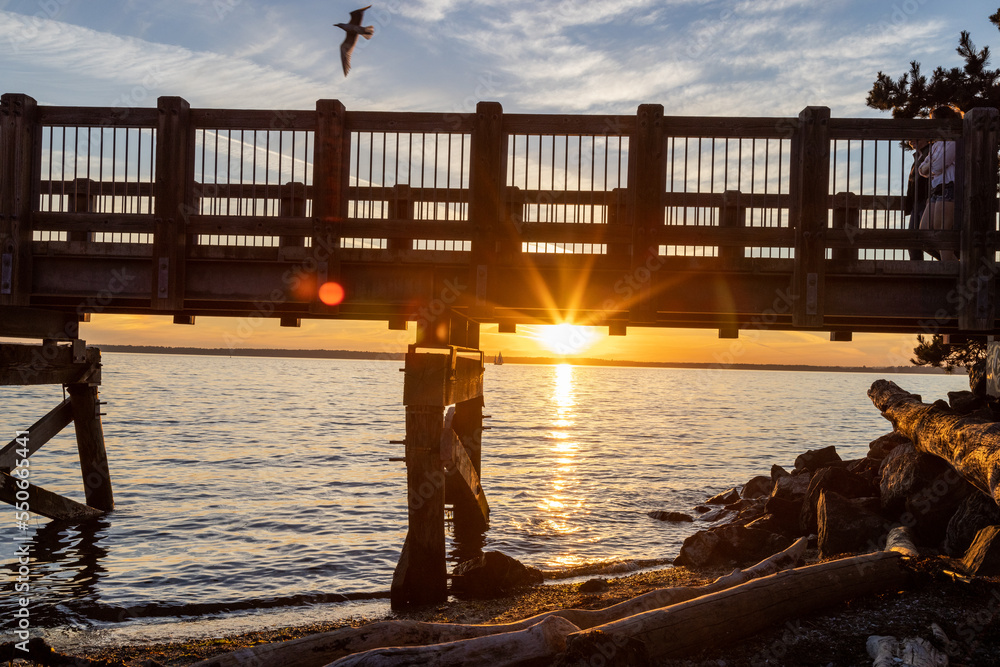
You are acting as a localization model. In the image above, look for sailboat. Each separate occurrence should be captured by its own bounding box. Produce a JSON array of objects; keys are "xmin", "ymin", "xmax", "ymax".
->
[{"xmin": 494, "ymin": 351, "xmax": 504, "ymax": 365}]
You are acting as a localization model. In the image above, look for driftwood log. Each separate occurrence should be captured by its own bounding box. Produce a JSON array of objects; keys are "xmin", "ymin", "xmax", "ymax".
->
[
  {"xmin": 885, "ymin": 524, "xmax": 921, "ymax": 558},
  {"xmin": 565, "ymin": 551, "xmax": 907, "ymax": 662},
  {"xmin": 327, "ymin": 616, "xmax": 580, "ymax": 667},
  {"xmin": 192, "ymin": 538, "xmax": 806, "ymax": 667},
  {"xmin": 869, "ymin": 379, "xmax": 1000, "ymax": 504},
  {"xmin": 867, "ymin": 634, "xmax": 949, "ymax": 667}
]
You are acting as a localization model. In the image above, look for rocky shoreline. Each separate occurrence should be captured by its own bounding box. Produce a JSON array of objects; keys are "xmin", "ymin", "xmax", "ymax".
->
[{"xmin": 9, "ymin": 378, "xmax": 1000, "ymax": 666}]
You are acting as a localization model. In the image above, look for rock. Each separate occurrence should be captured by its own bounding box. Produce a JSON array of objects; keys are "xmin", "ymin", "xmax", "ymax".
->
[
  {"xmin": 962, "ymin": 525, "xmax": 1000, "ymax": 576},
  {"xmin": 694, "ymin": 505, "xmax": 711, "ymax": 513},
  {"xmin": 706, "ymin": 488, "xmax": 741, "ymax": 505},
  {"xmin": 881, "ymin": 450, "xmax": 973, "ymax": 544},
  {"xmin": 794, "ymin": 446, "xmax": 842, "ymax": 472},
  {"xmin": 948, "ymin": 390, "xmax": 986, "ymax": 414},
  {"xmin": 451, "ymin": 551, "xmax": 544, "ymax": 599},
  {"xmin": 765, "ymin": 474, "xmax": 812, "ymax": 533},
  {"xmin": 579, "ymin": 578, "xmax": 608, "ymax": 593},
  {"xmin": 817, "ymin": 491, "xmax": 886, "ymax": 559},
  {"xmin": 741, "ymin": 475, "xmax": 773, "ymax": 499},
  {"xmin": 746, "ymin": 513, "xmax": 801, "ymax": 539},
  {"xmin": 800, "ymin": 466, "xmax": 876, "ymax": 534},
  {"xmin": 699, "ymin": 507, "xmax": 734, "ymax": 523},
  {"xmin": 970, "ymin": 359, "xmax": 988, "ymax": 396},
  {"xmin": 945, "ymin": 492, "xmax": 1000, "ymax": 556},
  {"xmin": 770, "ymin": 464, "xmax": 790, "ymax": 481},
  {"xmin": 867, "ymin": 431, "xmax": 911, "ymax": 460},
  {"xmin": 846, "ymin": 456, "xmax": 881, "ymax": 484},
  {"xmin": 648, "ymin": 510, "xmax": 693, "ymax": 522},
  {"xmin": 673, "ymin": 524, "xmax": 793, "ymax": 569},
  {"xmin": 879, "ymin": 441, "xmax": 916, "ymax": 477}
]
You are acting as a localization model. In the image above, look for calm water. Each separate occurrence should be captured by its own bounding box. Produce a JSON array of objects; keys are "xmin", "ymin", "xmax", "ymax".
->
[{"xmin": 0, "ymin": 354, "xmax": 966, "ymax": 645}]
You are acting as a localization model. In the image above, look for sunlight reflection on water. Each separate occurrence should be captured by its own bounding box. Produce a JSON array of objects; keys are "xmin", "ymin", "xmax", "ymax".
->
[{"xmin": 0, "ymin": 353, "xmax": 970, "ymax": 637}]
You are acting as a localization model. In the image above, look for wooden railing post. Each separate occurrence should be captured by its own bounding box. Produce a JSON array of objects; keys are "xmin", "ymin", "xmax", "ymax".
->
[
  {"xmin": 388, "ymin": 183, "xmax": 413, "ymax": 252},
  {"xmin": 791, "ymin": 106, "xmax": 831, "ymax": 328},
  {"xmin": 68, "ymin": 177, "xmax": 97, "ymax": 242},
  {"xmin": 312, "ymin": 99, "xmax": 348, "ymax": 314},
  {"xmin": 1, "ymin": 93, "xmax": 40, "ymax": 307},
  {"xmin": 628, "ymin": 104, "xmax": 665, "ymax": 324},
  {"xmin": 719, "ymin": 189, "xmax": 745, "ymax": 267},
  {"xmin": 279, "ymin": 181, "xmax": 306, "ymax": 247},
  {"xmin": 831, "ymin": 191, "xmax": 860, "ymax": 262},
  {"xmin": 469, "ymin": 101, "xmax": 504, "ymax": 318},
  {"xmin": 958, "ymin": 107, "xmax": 1000, "ymax": 330},
  {"xmin": 153, "ymin": 96, "xmax": 194, "ymax": 312}
]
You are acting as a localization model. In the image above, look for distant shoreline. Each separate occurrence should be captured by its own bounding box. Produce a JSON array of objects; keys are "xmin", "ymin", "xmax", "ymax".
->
[{"xmin": 96, "ymin": 344, "xmax": 955, "ymax": 374}]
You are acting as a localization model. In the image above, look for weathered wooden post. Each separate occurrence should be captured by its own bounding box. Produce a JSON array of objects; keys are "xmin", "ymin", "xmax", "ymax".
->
[
  {"xmin": 628, "ymin": 103, "xmax": 665, "ymax": 324},
  {"xmin": 279, "ymin": 180, "xmax": 306, "ymax": 248},
  {"xmin": 153, "ymin": 96, "xmax": 194, "ymax": 312},
  {"xmin": 958, "ymin": 107, "xmax": 1000, "ymax": 331},
  {"xmin": 469, "ymin": 101, "xmax": 504, "ymax": 319},
  {"xmin": 66, "ymin": 382, "xmax": 114, "ymax": 511},
  {"xmin": 388, "ymin": 183, "xmax": 413, "ymax": 252},
  {"xmin": 791, "ymin": 106, "xmax": 831, "ymax": 328},
  {"xmin": 67, "ymin": 177, "xmax": 96, "ymax": 243},
  {"xmin": 311, "ymin": 99, "xmax": 348, "ymax": 315},
  {"xmin": 830, "ymin": 191, "xmax": 860, "ymax": 262},
  {"xmin": 718, "ymin": 189, "xmax": 746, "ymax": 267},
  {"xmin": 1, "ymin": 93, "xmax": 40, "ymax": 308},
  {"xmin": 392, "ymin": 344, "xmax": 488, "ymax": 608}
]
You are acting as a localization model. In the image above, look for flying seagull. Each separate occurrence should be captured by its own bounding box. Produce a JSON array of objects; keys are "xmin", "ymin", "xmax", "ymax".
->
[{"xmin": 335, "ymin": 5, "xmax": 374, "ymax": 77}]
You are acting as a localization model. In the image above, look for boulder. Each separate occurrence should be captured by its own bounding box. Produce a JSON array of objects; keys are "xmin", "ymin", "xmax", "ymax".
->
[
  {"xmin": 817, "ymin": 491, "xmax": 886, "ymax": 559},
  {"xmin": 673, "ymin": 524, "xmax": 792, "ymax": 569},
  {"xmin": 969, "ymin": 359, "xmax": 988, "ymax": 396},
  {"xmin": 879, "ymin": 448, "xmax": 933, "ymax": 514},
  {"xmin": 706, "ymin": 488, "xmax": 741, "ymax": 505},
  {"xmin": 770, "ymin": 464, "xmax": 790, "ymax": 481},
  {"xmin": 765, "ymin": 474, "xmax": 812, "ymax": 533},
  {"xmin": 867, "ymin": 431, "xmax": 911, "ymax": 460},
  {"xmin": 878, "ymin": 441, "xmax": 916, "ymax": 477},
  {"xmin": 794, "ymin": 446, "xmax": 842, "ymax": 472},
  {"xmin": 741, "ymin": 475, "xmax": 773, "ymax": 499},
  {"xmin": 945, "ymin": 492, "xmax": 1000, "ymax": 556},
  {"xmin": 698, "ymin": 507, "xmax": 735, "ymax": 524},
  {"xmin": 948, "ymin": 390, "xmax": 986, "ymax": 414},
  {"xmin": 881, "ymin": 450, "xmax": 974, "ymax": 543},
  {"xmin": 800, "ymin": 466, "xmax": 876, "ymax": 534},
  {"xmin": 648, "ymin": 510, "xmax": 693, "ymax": 523},
  {"xmin": 961, "ymin": 525, "xmax": 1000, "ymax": 576},
  {"xmin": 451, "ymin": 551, "xmax": 543, "ymax": 599},
  {"xmin": 846, "ymin": 456, "xmax": 881, "ymax": 484}
]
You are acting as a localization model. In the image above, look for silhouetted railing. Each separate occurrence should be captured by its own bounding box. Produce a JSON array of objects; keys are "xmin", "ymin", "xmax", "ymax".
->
[{"xmin": 2, "ymin": 93, "xmax": 998, "ymax": 337}]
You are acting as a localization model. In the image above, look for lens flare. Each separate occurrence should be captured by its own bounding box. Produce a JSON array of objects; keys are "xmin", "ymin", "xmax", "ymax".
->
[{"xmin": 318, "ymin": 282, "xmax": 345, "ymax": 306}]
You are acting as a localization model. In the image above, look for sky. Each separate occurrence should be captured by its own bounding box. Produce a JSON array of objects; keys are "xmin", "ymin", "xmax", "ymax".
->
[{"xmin": 1, "ymin": 0, "xmax": 996, "ymax": 366}]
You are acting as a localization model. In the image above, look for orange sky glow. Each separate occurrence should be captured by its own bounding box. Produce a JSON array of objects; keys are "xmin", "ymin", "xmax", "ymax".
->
[{"xmin": 80, "ymin": 313, "xmax": 921, "ymax": 368}]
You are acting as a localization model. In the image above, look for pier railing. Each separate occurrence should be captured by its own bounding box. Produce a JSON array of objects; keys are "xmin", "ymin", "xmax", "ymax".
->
[{"xmin": 2, "ymin": 94, "xmax": 998, "ymax": 336}]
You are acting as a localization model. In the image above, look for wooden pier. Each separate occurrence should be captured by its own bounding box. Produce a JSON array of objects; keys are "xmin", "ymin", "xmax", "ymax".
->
[{"xmin": 2, "ymin": 93, "xmax": 1000, "ymax": 605}]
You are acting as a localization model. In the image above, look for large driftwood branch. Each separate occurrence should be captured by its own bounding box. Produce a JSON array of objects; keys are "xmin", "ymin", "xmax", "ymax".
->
[
  {"xmin": 868, "ymin": 379, "xmax": 1000, "ymax": 504},
  {"xmin": 326, "ymin": 616, "xmax": 580, "ymax": 667},
  {"xmin": 566, "ymin": 551, "xmax": 907, "ymax": 661},
  {"xmin": 192, "ymin": 538, "xmax": 806, "ymax": 667}
]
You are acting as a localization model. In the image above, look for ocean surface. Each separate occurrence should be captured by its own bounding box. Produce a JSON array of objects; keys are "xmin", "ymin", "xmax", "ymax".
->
[{"xmin": 0, "ymin": 353, "xmax": 967, "ymax": 648}]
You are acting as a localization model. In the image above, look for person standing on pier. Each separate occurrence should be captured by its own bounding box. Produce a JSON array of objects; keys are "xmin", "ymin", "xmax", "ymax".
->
[
  {"xmin": 904, "ymin": 138, "xmax": 931, "ymax": 260},
  {"xmin": 918, "ymin": 105, "xmax": 962, "ymax": 261}
]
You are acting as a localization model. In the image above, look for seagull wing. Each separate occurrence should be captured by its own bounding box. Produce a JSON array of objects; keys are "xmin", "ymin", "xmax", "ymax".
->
[
  {"xmin": 349, "ymin": 5, "xmax": 371, "ymax": 26},
  {"xmin": 340, "ymin": 32, "xmax": 359, "ymax": 76}
]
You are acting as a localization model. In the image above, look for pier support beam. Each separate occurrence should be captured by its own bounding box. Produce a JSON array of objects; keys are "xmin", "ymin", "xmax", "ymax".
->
[
  {"xmin": 392, "ymin": 344, "xmax": 488, "ymax": 609},
  {"xmin": 0, "ymin": 341, "xmax": 114, "ymax": 520}
]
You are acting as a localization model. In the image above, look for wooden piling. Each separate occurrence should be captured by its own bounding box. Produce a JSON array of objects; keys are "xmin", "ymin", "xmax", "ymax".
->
[
  {"xmin": 67, "ymin": 382, "xmax": 114, "ymax": 512},
  {"xmin": 392, "ymin": 345, "xmax": 488, "ymax": 608}
]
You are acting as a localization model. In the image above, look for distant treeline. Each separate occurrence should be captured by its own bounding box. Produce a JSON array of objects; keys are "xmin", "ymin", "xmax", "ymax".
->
[
  {"xmin": 98, "ymin": 345, "xmax": 404, "ymax": 361},
  {"xmin": 95, "ymin": 345, "xmax": 954, "ymax": 374}
]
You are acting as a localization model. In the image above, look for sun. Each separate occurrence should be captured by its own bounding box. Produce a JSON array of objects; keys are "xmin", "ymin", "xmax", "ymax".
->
[{"xmin": 535, "ymin": 324, "xmax": 600, "ymax": 356}]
